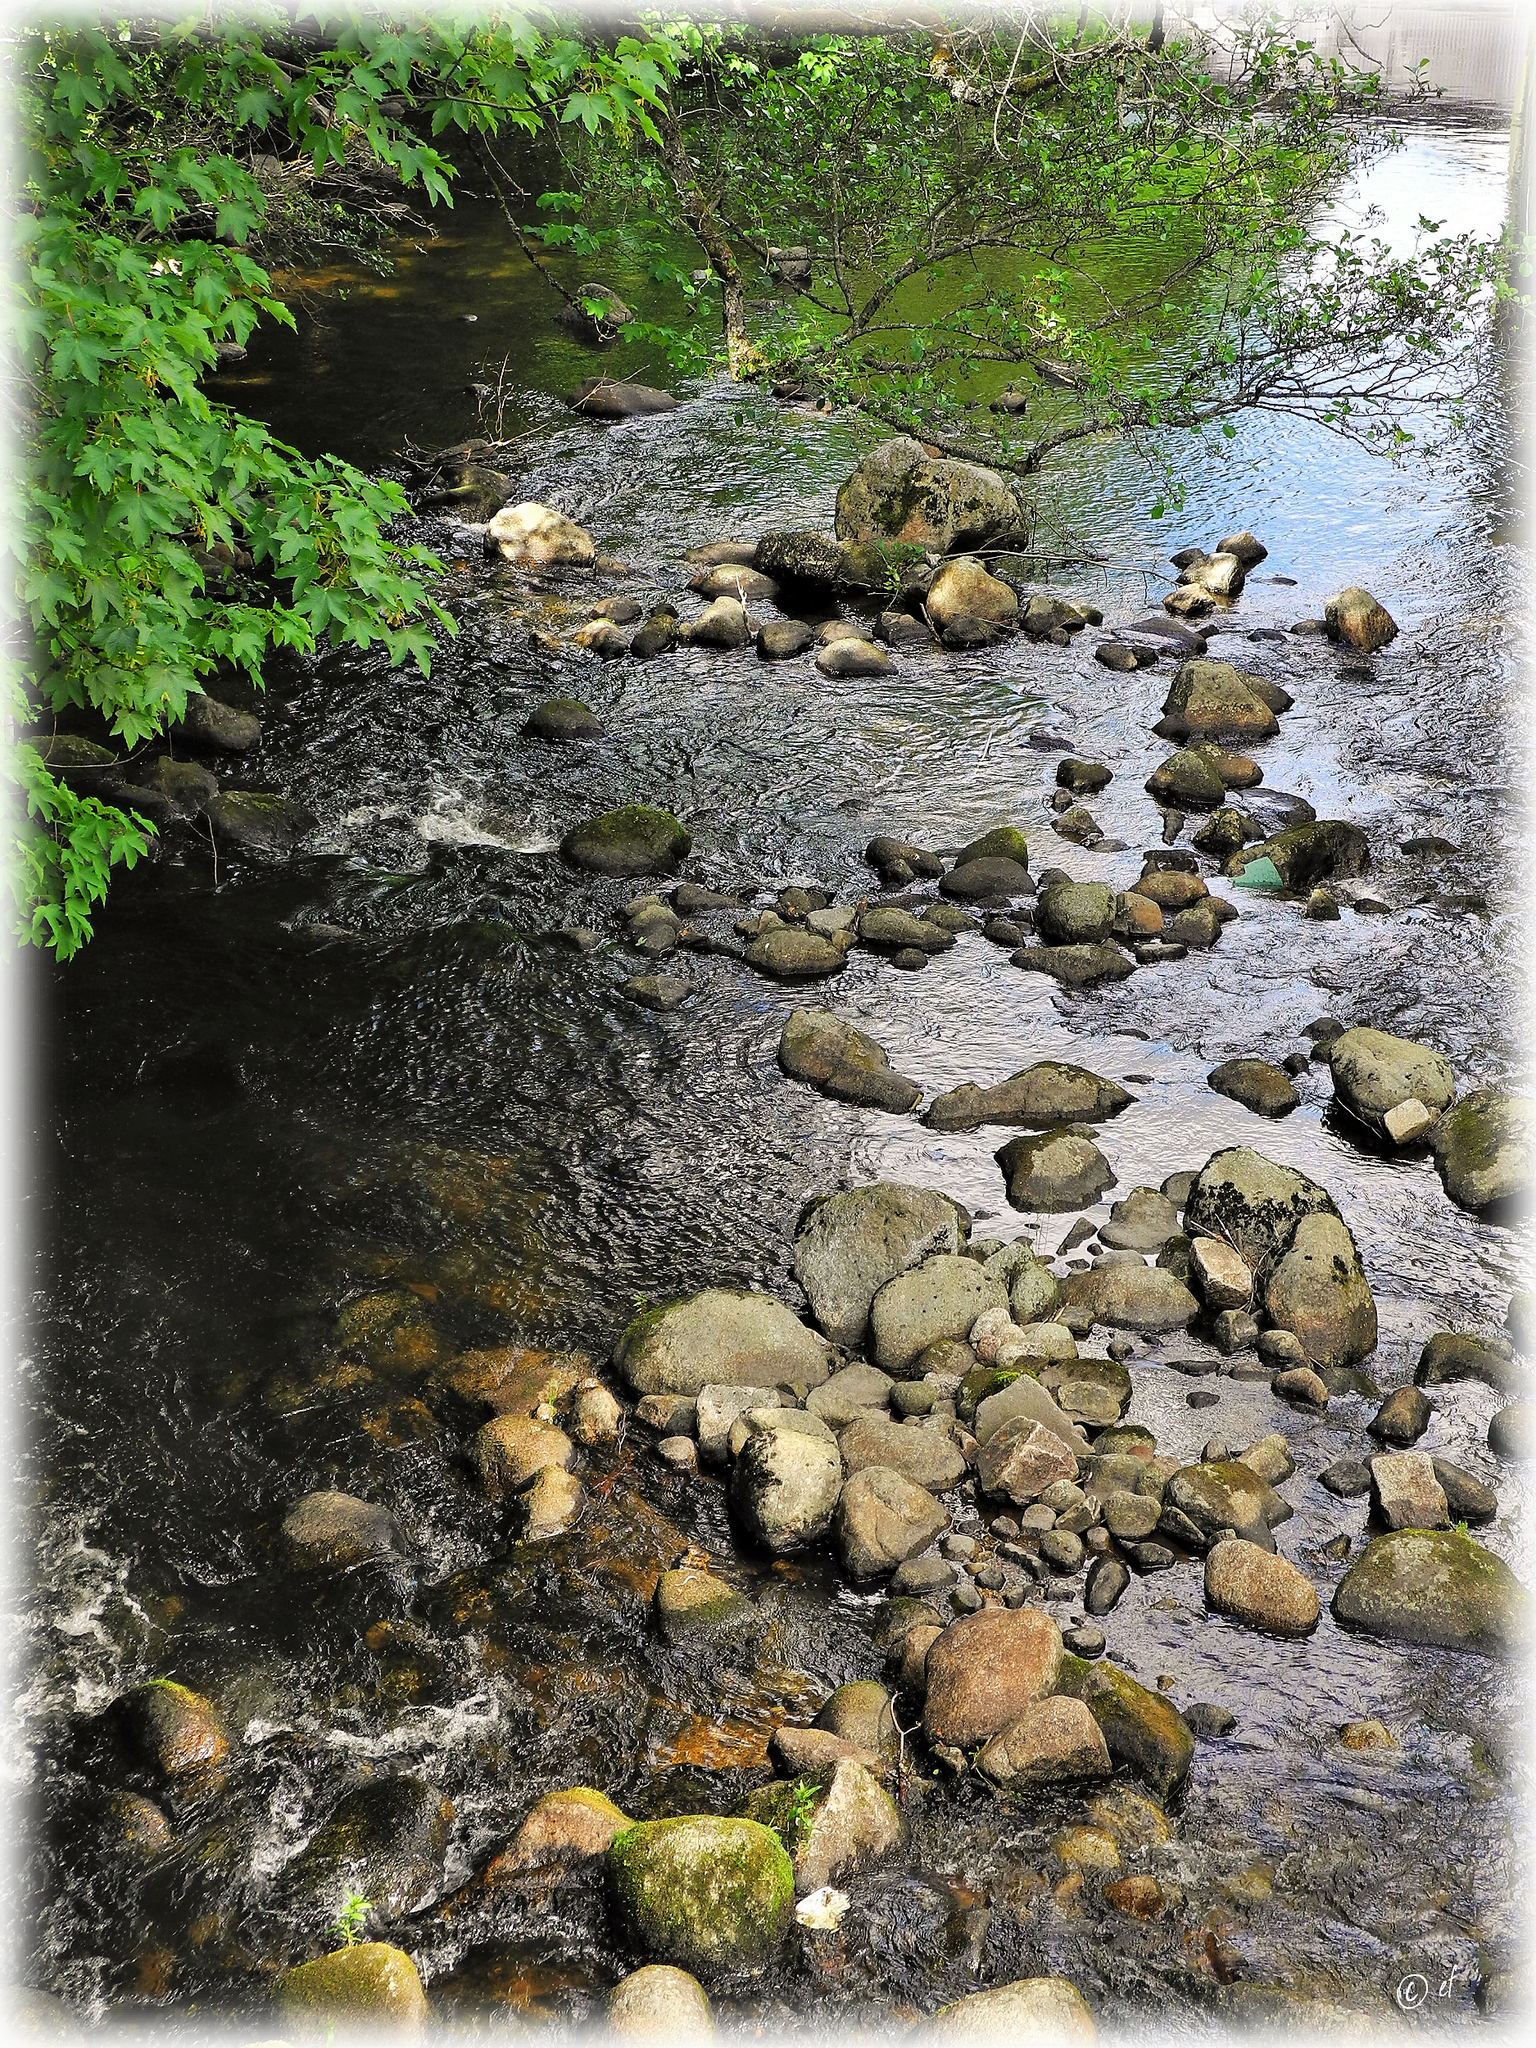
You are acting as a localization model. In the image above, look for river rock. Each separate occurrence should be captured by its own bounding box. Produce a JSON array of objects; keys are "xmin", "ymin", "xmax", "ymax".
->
[
  {"xmin": 756, "ymin": 618, "xmax": 814, "ymax": 660},
  {"xmin": 1332, "ymin": 1529, "xmax": 1525, "ymax": 1653},
  {"xmin": 562, "ymin": 805, "xmax": 690, "ymax": 877},
  {"xmin": 977, "ymin": 1695, "xmax": 1111, "ymax": 1789},
  {"xmin": 1189, "ymin": 1239, "xmax": 1253, "ymax": 1310},
  {"xmin": 834, "ymin": 437, "xmax": 1023, "ymax": 554},
  {"xmin": 750, "ymin": 531, "xmax": 841, "ymax": 584},
  {"xmin": 938, "ymin": 855, "xmax": 1032, "ymax": 901},
  {"xmin": 995, "ymin": 1131, "xmax": 1114, "ymax": 1212},
  {"xmin": 1183, "ymin": 1147, "xmax": 1337, "ymax": 1268},
  {"xmin": 178, "ymin": 693, "xmax": 261, "ymax": 752},
  {"xmin": 468, "ymin": 1415, "xmax": 573, "ymax": 1500},
  {"xmin": 731, "ymin": 1421, "xmax": 843, "ymax": 1552},
  {"xmin": 859, "ymin": 907, "xmax": 952, "ymax": 955},
  {"xmin": 283, "ymin": 1775, "xmax": 453, "ymax": 1925},
  {"xmin": 1430, "ymin": 1089, "xmax": 1533, "ymax": 1213},
  {"xmin": 953, "ymin": 825, "xmax": 1032, "ymax": 869},
  {"xmin": 615, "ymin": 1289, "xmax": 832, "ymax": 1397},
  {"xmin": 1416, "ymin": 1331, "xmax": 1521, "ymax": 1397},
  {"xmin": 1013, "ymin": 941, "xmax": 1136, "ymax": 987},
  {"xmin": 973, "ymin": 1377, "xmax": 1089, "ymax": 1456},
  {"xmin": 983, "ymin": 1241, "xmax": 1062, "ymax": 1325},
  {"xmin": 869, "ymin": 1255, "xmax": 1007, "ymax": 1376},
  {"xmin": 522, "ymin": 1463, "xmax": 583, "ymax": 1540},
  {"xmin": 1429, "ymin": 1457, "xmax": 1499, "ymax": 1525},
  {"xmin": 816, "ymin": 1680, "xmax": 899, "ymax": 1759},
  {"xmin": 1368, "ymin": 1451, "xmax": 1448, "ymax": 1530},
  {"xmin": 524, "ymin": 696, "xmax": 603, "ymax": 742},
  {"xmin": 1325, "ymin": 1026, "xmax": 1455, "ymax": 1138},
  {"xmin": 274, "ymin": 1943, "xmax": 429, "ymax": 2035},
  {"xmin": 923, "ymin": 1607, "xmax": 1064, "ymax": 1747},
  {"xmin": 630, "ymin": 609, "xmax": 679, "ymax": 658},
  {"xmin": 1367, "ymin": 1386, "xmax": 1432, "ymax": 1446},
  {"xmin": 793, "ymin": 1182, "xmax": 961, "ymax": 1349},
  {"xmin": 1099, "ymin": 1188, "xmax": 1180, "ymax": 1251},
  {"xmin": 1060, "ymin": 1265, "xmax": 1197, "ymax": 1333},
  {"xmin": 748, "ymin": 1757, "xmax": 902, "ymax": 1897},
  {"xmin": 835, "ymin": 1468, "xmax": 949, "ymax": 1579},
  {"xmin": 493, "ymin": 1785, "xmax": 632, "ymax": 1877},
  {"xmin": 746, "ymin": 926, "xmax": 846, "ymax": 978},
  {"xmin": 1324, "ymin": 586, "xmax": 1397, "ymax": 651},
  {"xmin": 1263, "ymin": 1212, "xmax": 1377, "ymax": 1367},
  {"xmin": 1057, "ymin": 1656, "xmax": 1195, "ymax": 1796},
  {"xmin": 1163, "ymin": 1460, "xmax": 1285, "ymax": 1543},
  {"xmin": 607, "ymin": 1965, "xmax": 715, "ymax": 2041},
  {"xmin": 697, "ymin": 1384, "xmax": 781, "ymax": 1464},
  {"xmin": 1102, "ymin": 1490, "xmax": 1161, "ymax": 1540},
  {"xmin": 977, "ymin": 1418, "xmax": 1080, "ymax": 1505},
  {"xmin": 926, "ymin": 557, "xmax": 1020, "ymax": 634},
  {"xmin": 1085, "ymin": 1555, "xmax": 1131, "ymax": 1615},
  {"xmin": 654, "ymin": 1568, "xmax": 751, "ymax": 1647},
  {"xmin": 807, "ymin": 1363, "xmax": 895, "ymax": 1427},
  {"xmin": 816, "ymin": 635, "xmax": 893, "ymax": 677},
  {"xmin": 919, "ymin": 1977, "xmax": 1097, "ymax": 2042},
  {"xmin": 1489, "ymin": 1403, "xmax": 1535, "ymax": 1457},
  {"xmin": 839, "ymin": 1415, "xmax": 966, "ymax": 1490},
  {"xmin": 607, "ymin": 1817, "xmax": 794, "ymax": 1976},
  {"xmin": 1207, "ymin": 1059, "xmax": 1299, "ymax": 1118},
  {"xmin": 1158, "ymin": 660, "xmax": 1279, "ymax": 742},
  {"xmin": 1034, "ymin": 881, "xmax": 1115, "ymax": 946},
  {"xmin": 1130, "ymin": 869, "xmax": 1208, "ymax": 912},
  {"xmin": 486, "ymin": 501, "xmax": 595, "ymax": 567},
  {"xmin": 117, "ymin": 1681, "xmax": 228, "ymax": 1779},
  {"xmin": 690, "ymin": 563, "xmax": 778, "ymax": 604},
  {"xmin": 679, "ymin": 597, "xmax": 750, "ymax": 648},
  {"xmin": 1227, "ymin": 820, "xmax": 1370, "ymax": 890},
  {"xmin": 777, "ymin": 1010, "xmax": 920, "ymax": 1112},
  {"xmin": 926, "ymin": 1062, "xmax": 1131, "ymax": 1133},
  {"xmin": 1145, "ymin": 748, "xmax": 1227, "ymax": 810},
  {"xmin": 1204, "ymin": 1539, "xmax": 1319, "ymax": 1635}
]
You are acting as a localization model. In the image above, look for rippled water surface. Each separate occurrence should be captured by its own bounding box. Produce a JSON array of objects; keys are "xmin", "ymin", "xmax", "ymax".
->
[{"xmin": 15, "ymin": 113, "xmax": 1531, "ymax": 2036}]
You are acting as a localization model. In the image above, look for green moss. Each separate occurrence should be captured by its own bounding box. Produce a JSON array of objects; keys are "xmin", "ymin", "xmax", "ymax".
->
[
  {"xmin": 560, "ymin": 804, "xmax": 690, "ymax": 876},
  {"xmin": 606, "ymin": 1816, "xmax": 794, "ymax": 1976}
]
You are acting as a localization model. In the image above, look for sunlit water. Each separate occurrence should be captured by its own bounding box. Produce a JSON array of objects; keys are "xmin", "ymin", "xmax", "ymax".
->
[{"xmin": 14, "ymin": 112, "xmax": 1530, "ymax": 2032}]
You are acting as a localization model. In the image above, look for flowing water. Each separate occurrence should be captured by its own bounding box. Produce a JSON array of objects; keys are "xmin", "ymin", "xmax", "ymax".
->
[{"xmin": 12, "ymin": 110, "xmax": 1531, "ymax": 2036}]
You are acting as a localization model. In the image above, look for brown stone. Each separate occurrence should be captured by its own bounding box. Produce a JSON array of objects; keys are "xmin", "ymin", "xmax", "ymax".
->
[{"xmin": 923, "ymin": 1608, "xmax": 1064, "ymax": 1748}]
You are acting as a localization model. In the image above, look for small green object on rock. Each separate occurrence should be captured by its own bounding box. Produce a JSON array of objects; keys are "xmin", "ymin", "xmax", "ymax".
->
[{"xmin": 274, "ymin": 1942, "xmax": 429, "ymax": 2035}]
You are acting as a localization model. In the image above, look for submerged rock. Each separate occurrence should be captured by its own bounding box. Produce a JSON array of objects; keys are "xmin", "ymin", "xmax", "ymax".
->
[
  {"xmin": 283, "ymin": 1776, "xmax": 452, "ymax": 1925},
  {"xmin": 279, "ymin": 1491, "xmax": 404, "ymax": 1573},
  {"xmin": 654, "ymin": 1568, "xmax": 751, "ymax": 1647},
  {"xmin": 615, "ymin": 1289, "xmax": 833, "ymax": 1397},
  {"xmin": 777, "ymin": 1010, "xmax": 921, "ymax": 1113},
  {"xmin": 606, "ymin": 1816, "xmax": 795, "ymax": 1976},
  {"xmin": 1332, "ymin": 1530, "xmax": 1526, "ymax": 1654},
  {"xmin": 117, "ymin": 1681, "xmax": 228, "ymax": 1780}
]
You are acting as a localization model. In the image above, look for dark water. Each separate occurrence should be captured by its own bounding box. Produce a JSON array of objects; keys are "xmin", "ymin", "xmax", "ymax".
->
[{"xmin": 13, "ymin": 115, "xmax": 1530, "ymax": 2035}]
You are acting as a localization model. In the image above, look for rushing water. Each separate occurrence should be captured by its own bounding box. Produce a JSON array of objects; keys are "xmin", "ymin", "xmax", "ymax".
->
[{"xmin": 12, "ymin": 110, "xmax": 1530, "ymax": 2036}]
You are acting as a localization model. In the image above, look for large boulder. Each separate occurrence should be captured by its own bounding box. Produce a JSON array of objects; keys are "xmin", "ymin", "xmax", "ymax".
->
[
  {"xmin": 924, "ymin": 1062, "xmax": 1132, "ymax": 1133},
  {"xmin": 1183, "ymin": 1148, "xmax": 1337, "ymax": 1270},
  {"xmin": 1327, "ymin": 1028, "xmax": 1455, "ymax": 1136},
  {"xmin": 1204, "ymin": 1539, "xmax": 1319, "ymax": 1636},
  {"xmin": 278, "ymin": 1492, "xmax": 404, "ymax": 1573},
  {"xmin": 995, "ymin": 1132, "xmax": 1115, "ymax": 1213},
  {"xmin": 834, "ymin": 437, "xmax": 1023, "ymax": 554},
  {"xmin": 1159, "ymin": 660, "xmax": 1279, "ymax": 743},
  {"xmin": 1332, "ymin": 1530, "xmax": 1526, "ymax": 1654},
  {"xmin": 1034, "ymin": 882, "xmax": 1115, "ymax": 946},
  {"xmin": 486, "ymin": 501, "xmax": 596, "ymax": 567},
  {"xmin": 976, "ymin": 1696, "xmax": 1111, "ymax": 1790},
  {"xmin": 777, "ymin": 1011, "xmax": 921, "ymax": 1114},
  {"xmin": 731, "ymin": 1419, "xmax": 843, "ymax": 1553},
  {"xmin": 1263, "ymin": 1212, "xmax": 1377, "ymax": 1367},
  {"xmin": 869, "ymin": 1255, "xmax": 1007, "ymax": 1376},
  {"xmin": 614, "ymin": 1289, "xmax": 833, "ymax": 1396},
  {"xmin": 925, "ymin": 557, "xmax": 1020, "ymax": 634},
  {"xmin": 274, "ymin": 1944, "xmax": 429, "ymax": 2036},
  {"xmin": 1430, "ymin": 1090, "xmax": 1533, "ymax": 1214},
  {"xmin": 1415, "ymin": 1331, "xmax": 1521, "ymax": 1398},
  {"xmin": 1163, "ymin": 1460, "xmax": 1287, "ymax": 1543},
  {"xmin": 745, "ymin": 927, "xmax": 846, "ymax": 979},
  {"xmin": 1226, "ymin": 821, "xmax": 1370, "ymax": 890},
  {"xmin": 793, "ymin": 1184, "xmax": 961, "ymax": 1350},
  {"xmin": 570, "ymin": 377, "xmax": 678, "ymax": 418},
  {"xmin": 835, "ymin": 1468, "xmax": 950, "ymax": 1580},
  {"xmin": 1060, "ymin": 1265, "xmax": 1197, "ymax": 1334},
  {"xmin": 468, "ymin": 1415, "xmax": 574, "ymax": 1500},
  {"xmin": 923, "ymin": 1608, "xmax": 1064, "ymax": 1748},
  {"xmin": 839, "ymin": 1416, "xmax": 966, "ymax": 1491},
  {"xmin": 606, "ymin": 1817, "xmax": 794, "ymax": 1976},
  {"xmin": 1324, "ymin": 586, "xmax": 1397, "ymax": 652},
  {"xmin": 679, "ymin": 597, "xmax": 750, "ymax": 648},
  {"xmin": 561, "ymin": 805, "xmax": 690, "ymax": 877},
  {"xmin": 754, "ymin": 531, "xmax": 846, "ymax": 585},
  {"xmin": 919, "ymin": 1978, "xmax": 1096, "ymax": 2043},
  {"xmin": 1145, "ymin": 748, "xmax": 1228, "ymax": 810}
]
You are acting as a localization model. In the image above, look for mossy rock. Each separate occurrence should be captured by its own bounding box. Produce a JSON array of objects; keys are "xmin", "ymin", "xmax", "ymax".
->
[
  {"xmin": 606, "ymin": 1816, "xmax": 794, "ymax": 1977},
  {"xmin": 560, "ymin": 804, "xmax": 691, "ymax": 877},
  {"xmin": 1056, "ymin": 1654, "xmax": 1194, "ymax": 1797},
  {"xmin": 1183, "ymin": 1147, "xmax": 1338, "ymax": 1274},
  {"xmin": 332, "ymin": 1291, "xmax": 444, "ymax": 1373},
  {"xmin": 953, "ymin": 826, "xmax": 1030, "ymax": 870},
  {"xmin": 1331, "ymin": 1530, "xmax": 1527, "ymax": 1656},
  {"xmin": 273, "ymin": 1942, "xmax": 428, "ymax": 2035}
]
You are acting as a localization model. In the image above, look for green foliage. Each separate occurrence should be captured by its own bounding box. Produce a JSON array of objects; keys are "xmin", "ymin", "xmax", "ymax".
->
[
  {"xmin": 772, "ymin": 1777, "xmax": 820, "ymax": 1852},
  {"xmin": 7, "ymin": 10, "xmax": 678, "ymax": 957},
  {"xmin": 327, "ymin": 1888, "xmax": 372, "ymax": 1949}
]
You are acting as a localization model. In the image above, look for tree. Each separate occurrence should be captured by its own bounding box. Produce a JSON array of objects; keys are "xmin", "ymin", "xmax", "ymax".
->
[
  {"xmin": 6, "ymin": 9, "xmax": 678, "ymax": 958},
  {"xmin": 531, "ymin": 9, "xmax": 1505, "ymax": 496}
]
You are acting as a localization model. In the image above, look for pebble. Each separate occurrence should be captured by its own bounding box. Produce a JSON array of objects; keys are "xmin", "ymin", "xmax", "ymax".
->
[
  {"xmin": 657, "ymin": 1436, "xmax": 698, "ymax": 1470},
  {"xmin": 1184, "ymin": 1702, "xmax": 1237, "ymax": 1740},
  {"xmin": 1188, "ymin": 1389, "xmax": 1221, "ymax": 1408},
  {"xmin": 1063, "ymin": 1623, "xmax": 1106, "ymax": 1657}
]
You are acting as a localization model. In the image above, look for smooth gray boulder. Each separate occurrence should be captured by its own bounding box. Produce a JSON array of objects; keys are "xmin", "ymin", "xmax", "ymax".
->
[
  {"xmin": 835, "ymin": 1468, "xmax": 950, "ymax": 1580},
  {"xmin": 793, "ymin": 1184, "xmax": 960, "ymax": 1350},
  {"xmin": 1034, "ymin": 882, "xmax": 1116, "ymax": 946},
  {"xmin": 777, "ymin": 1010, "xmax": 921, "ymax": 1113},
  {"xmin": 615, "ymin": 1289, "xmax": 833, "ymax": 1396},
  {"xmin": 869, "ymin": 1255, "xmax": 1007, "ymax": 1376},
  {"xmin": 1263, "ymin": 1212, "xmax": 1377, "ymax": 1367},
  {"xmin": 924, "ymin": 1062, "xmax": 1133, "ymax": 1133},
  {"xmin": 1183, "ymin": 1148, "xmax": 1337, "ymax": 1269},
  {"xmin": 1430, "ymin": 1090, "xmax": 1533, "ymax": 1213},
  {"xmin": 730, "ymin": 1418, "xmax": 843, "ymax": 1553},
  {"xmin": 995, "ymin": 1131, "xmax": 1115, "ymax": 1212},
  {"xmin": 1327, "ymin": 1027, "xmax": 1455, "ymax": 1135},
  {"xmin": 838, "ymin": 1414, "xmax": 967, "ymax": 1490}
]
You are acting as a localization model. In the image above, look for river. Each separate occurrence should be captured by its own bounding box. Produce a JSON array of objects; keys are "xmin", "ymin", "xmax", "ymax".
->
[{"xmin": 12, "ymin": 99, "xmax": 1529, "ymax": 2039}]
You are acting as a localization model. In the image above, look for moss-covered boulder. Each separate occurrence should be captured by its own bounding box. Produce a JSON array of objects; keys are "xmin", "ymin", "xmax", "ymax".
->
[
  {"xmin": 1225, "ymin": 820, "xmax": 1369, "ymax": 891},
  {"xmin": 606, "ymin": 1816, "xmax": 795, "ymax": 1976},
  {"xmin": 1183, "ymin": 1147, "xmax": 1338, "ymax": 1271},
  {"xmin": 924, "ymin": 1061, "xmax": 1132, "ymax": 1135},
  {"xmin": 560, "ymin": 804, "xmax": 691, "ymax": 877},
  {"xmin": 1055, "ymin": 1654, "xmax": 1194, "ymax": 1797},
  {"xmin": 834, "ymin": 436, "xmax": 1023, "ymax": 554},
  {"xmin": 1430, "ymin": 1089, "xmax": 1533, "ymax": 1214},
  {"xmin": 951, "ymin": 825, "xmax": 1031, "ymax": 870},
  {"xmin": 614, "ymin": 1288, "xmax": 833, "ymax": 1396},
  {"xmin": 274, "ymin": 1942, "xmax": 428, "ymax": 2035},
  {"xmin": 1331, "ymin": 1530, "xmax": 1526, "ymax": 1655}
]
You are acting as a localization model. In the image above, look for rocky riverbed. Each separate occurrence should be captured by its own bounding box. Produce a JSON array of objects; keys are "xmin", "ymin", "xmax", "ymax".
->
[{"xmin": 17, "ymin": 122, "xmax": 1532, "ymax": 2045}]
